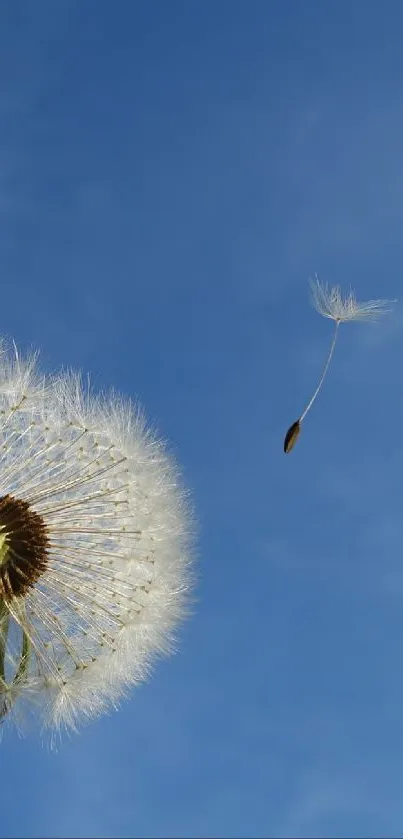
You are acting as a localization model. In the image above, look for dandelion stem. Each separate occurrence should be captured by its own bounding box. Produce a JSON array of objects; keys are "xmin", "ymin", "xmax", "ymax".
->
[
  {"xmin": 299, "ymin": 320, "xmax": 340, "ymax": 423},
  {"xmin": 0, "ymin": 600, "xmax": 8, "ymax": 683},
  {"xmin": 14, "ymin": 631, "xmax": 30, "ymax": 685},
  {"xmin": 0, "ymin": 600, "xmax": 9, "ymax": 720},
  {"xmin": 0, "ymin": 600, "xmax": 31, "ymax": 722}
]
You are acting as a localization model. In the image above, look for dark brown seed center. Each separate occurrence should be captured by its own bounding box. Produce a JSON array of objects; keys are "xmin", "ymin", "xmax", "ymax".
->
[{"xmin": 0, "ymin": 495, "xmax": 49, "ymax": 600}]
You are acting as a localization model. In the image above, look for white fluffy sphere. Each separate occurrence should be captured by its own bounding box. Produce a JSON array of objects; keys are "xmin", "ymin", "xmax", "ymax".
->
[{"xmin": 0, "ymin": 344, "xmax": 193, "ymax": 735}]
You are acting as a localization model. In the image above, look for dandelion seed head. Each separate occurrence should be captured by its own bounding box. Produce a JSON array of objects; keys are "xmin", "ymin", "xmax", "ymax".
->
[
  {"xmin": 310, "ymin": 276, "xmax": 395, "ymax": 322},
  {"xmin": 0, "ymin": 343, "xmax": 194, "ymax": 736}
]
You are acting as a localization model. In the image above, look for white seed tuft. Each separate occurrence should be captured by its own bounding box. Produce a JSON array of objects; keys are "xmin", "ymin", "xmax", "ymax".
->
[
  {"xmin": 0, "ymin": 343, "xmax": 194, "ymax": 736},
  {"xmin": 310, "ymin": 276, "xmax": 395, "ymax": 322}
]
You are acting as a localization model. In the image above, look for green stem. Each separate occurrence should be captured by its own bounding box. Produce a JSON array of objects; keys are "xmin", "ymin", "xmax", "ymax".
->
[
  {"xmin": 0, "ymin": 600, "xmax": 9, "ymax": 683},
  {"xmin": 0, "ymin": 600, "xmax": 30, "ymax": 722},
  {"xmin": 0, "ymin": 600, "xmax": 9, "ymax": 720},
  {"xmin": 14, "ymin": 631, "xmax": 30, "ymax": 685}
]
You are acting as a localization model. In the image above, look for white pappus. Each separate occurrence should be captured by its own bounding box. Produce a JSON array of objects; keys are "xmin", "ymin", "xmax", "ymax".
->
[{"xmin": 0, "ymin": 341, "xmax": 194, "ymax": 737}]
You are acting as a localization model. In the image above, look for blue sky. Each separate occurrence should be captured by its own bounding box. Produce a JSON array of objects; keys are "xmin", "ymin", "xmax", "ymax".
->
[{"xmin": 2, "ymin": 1, "xmax": 403, "ymax": 836}]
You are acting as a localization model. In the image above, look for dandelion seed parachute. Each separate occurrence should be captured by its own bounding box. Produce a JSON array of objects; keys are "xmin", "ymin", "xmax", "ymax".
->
[
  {"xmin": 0, "ymin": 342, "xmax": 193, "ymax": 736},
  {"xmin": 283, "ymin": 277, "xmax": 395, "ymax": 453}
]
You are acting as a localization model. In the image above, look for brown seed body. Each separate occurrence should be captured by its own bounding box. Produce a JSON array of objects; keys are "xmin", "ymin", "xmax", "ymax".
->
[
  {"xmin": 284, "ymin": 420, "xmax": 301, "ymax": 454},
  {"xmin": 0, "ymin": 495, "xmax": 49, "ymax": 600}
]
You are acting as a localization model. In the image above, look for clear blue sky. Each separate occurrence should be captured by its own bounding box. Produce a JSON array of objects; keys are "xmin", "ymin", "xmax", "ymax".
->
[{"xmin": 2, "ymin": 1, "xmax": 403, "ymax": 837}]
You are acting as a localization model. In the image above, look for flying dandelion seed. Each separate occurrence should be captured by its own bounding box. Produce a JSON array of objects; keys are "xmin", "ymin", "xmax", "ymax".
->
[
  {"xmin": 284, "ymin": 277, "xmax": 395, "ymax": 453},
  {"xmin": 0, "ymin": 341, "xmax": 193, "ymax": 736}
]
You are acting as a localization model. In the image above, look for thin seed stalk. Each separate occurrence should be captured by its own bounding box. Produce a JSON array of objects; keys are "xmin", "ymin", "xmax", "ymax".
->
[
  {"xmin": 299, "ymin": 319, "xmax": 340, "ymax": 422},
  {"xmin": 284, "ymin": 320, "xmax": 340, "ymax": 454}
]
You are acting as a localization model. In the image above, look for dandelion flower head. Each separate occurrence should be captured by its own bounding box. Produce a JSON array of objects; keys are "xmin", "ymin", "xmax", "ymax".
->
[{"xmin": 0, "ymin": 342, "xmax": 193, "ymax": 736}]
